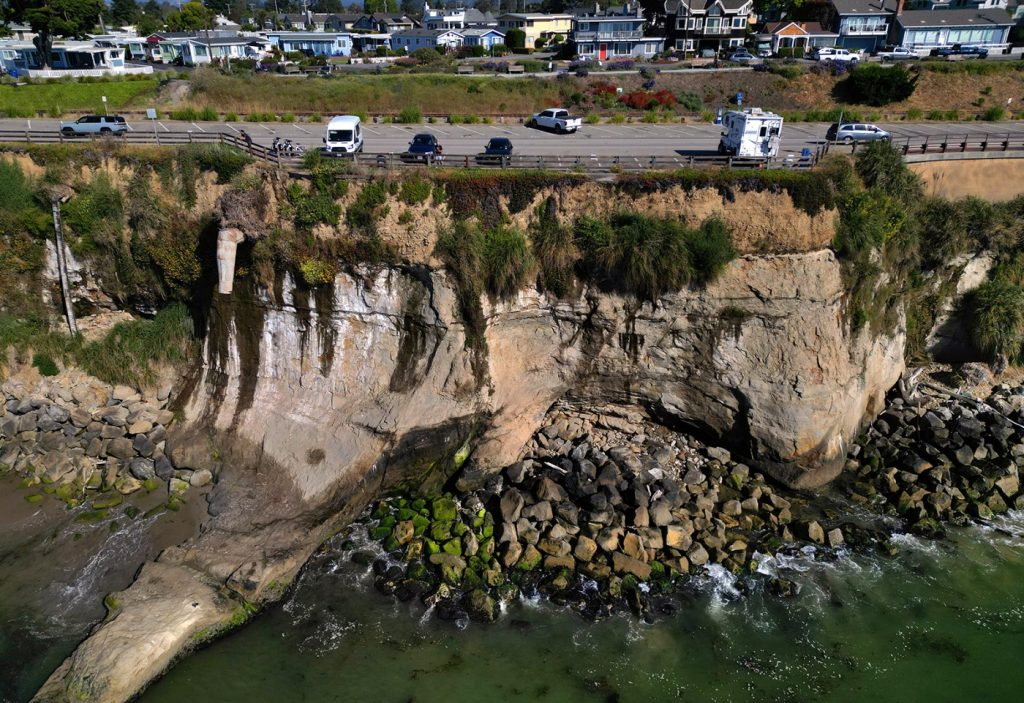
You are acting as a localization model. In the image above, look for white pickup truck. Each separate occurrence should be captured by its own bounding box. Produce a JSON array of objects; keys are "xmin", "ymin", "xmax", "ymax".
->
[{"xmin": 528, "ymin": 108, "xmax": 582, "ymax": 134}]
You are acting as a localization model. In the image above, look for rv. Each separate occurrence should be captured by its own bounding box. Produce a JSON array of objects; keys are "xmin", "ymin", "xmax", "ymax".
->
[
  {"xmin": 322, "ymin": 115, "xmax": 364, "ymax": 155},
  {"xmin": 717, "ymin": 108, "xmax": 783, "ymax": 159}
]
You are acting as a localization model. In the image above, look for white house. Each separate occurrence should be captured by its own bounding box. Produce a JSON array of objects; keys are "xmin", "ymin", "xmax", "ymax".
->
[
  {"xmin": 264, "ymin": 31, "xmax": 352, "ymax": 57},
  {"xmin": 391, "ymin": 29, "xmax": 465, "ymax": 52},
  {"xmin": 0, "ymin": 41, "xmax": 154, "ymax": 77},
  {"xmin": 179, "ymin": 37, "xmax": 269, "ymax": 66},
  {"xmin": 422, "ymin": 2, "xmax": 496, "ymax": 29}
]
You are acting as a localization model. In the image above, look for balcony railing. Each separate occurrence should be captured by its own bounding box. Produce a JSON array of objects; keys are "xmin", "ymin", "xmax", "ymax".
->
[
  {"xmin": 573, "ymin": 30, "xmax": 644, "ymax": 41},
  {"xmin": 841, "ymin": 25, "xmax": 888, "ymax": 35}
]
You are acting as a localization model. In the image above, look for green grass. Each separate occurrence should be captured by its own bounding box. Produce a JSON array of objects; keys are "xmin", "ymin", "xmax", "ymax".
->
[
  {"xmin": 186, "ymin": 69, "xmax": 561, "ymax": 116},
  {"xmin": 966, "ymin": 280, "xmax": 1024, "ymax": 361},
  {"xmin": 0, "ymin": 304, "xmax": 194, "ymax": 387},
  {"xmin": 0, "ymin": 79, "xmax": 158, "ymax": 117}
]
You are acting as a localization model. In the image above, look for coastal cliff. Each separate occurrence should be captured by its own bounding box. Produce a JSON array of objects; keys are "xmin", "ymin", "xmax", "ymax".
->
[{"xmin": 9, "ymin": 144, "xmax": 1012, "ymax": 703}]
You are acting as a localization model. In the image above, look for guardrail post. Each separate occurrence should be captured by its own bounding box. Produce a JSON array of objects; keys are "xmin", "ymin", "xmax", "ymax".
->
[
  {"xmin": 1003, "ymin": 133, "xmax": 1010, "ymax": 151},
  {"xmin": 940, "ymin": 135, "xmax": 947, "ymax": 153},
  {"xmin": 960, "ymin": 135, "xmax": 967, "ymax": 152}
]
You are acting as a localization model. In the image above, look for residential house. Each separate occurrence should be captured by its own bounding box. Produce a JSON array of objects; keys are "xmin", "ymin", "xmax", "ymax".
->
[
  {"xmin": 179, "ymin": 36, "xmax": 270, "ymax": 66},
  {"xmin": 352, "ymin": 34, "xmax": 393, "ymax": 54},
  {"xmin": 0, "ymin": 41, "xmax": 153, "ymax": 77},
  {"xmin": 573, "ymin": 3, "xmax": 665, "ymax": 60},
  {"xmin": 2, "ymin": 22, "xmax": 37, "ymax": 42},
  {"xmin": 423, "ymin": 3, "xmax": 497, "ymax": 30},
  {"xmin": 757, "ymin": 21, "xmax": 838, "ymax": 55},
  {"xmin": 663, "ymin": 0, "xmax": 754, "ymax": 54},
  {"xmin": 890, "ymin": 5, "xmax": 1014, "ymax": 50},
  {"xmin": 92, "ymin": 35, "xmax": 149, "ymax": 62},
  {"xmin": 391, "ymin": 28, "xmax": 465, "ymax": 52},
  {"xmin": 264, "ymin": 31, "xmax": 353, "ymax": 57},
  {"xmin": 825, "ymin": 0, "xmax": 895, "ymax": 51},
  {"xmin": 146, "ymin": 31, "xmax": 240, "ymax": 62},
  {"xmin": 496, "ymin": 13, "xmax": 574, "ymax": 47},
  {"xmin": 352, "ymin": 14, "xmax": 417, "ymax": 33},
  {"xmin": 459, "ymin": 27, "xmax": 507, "ymax": 50}
]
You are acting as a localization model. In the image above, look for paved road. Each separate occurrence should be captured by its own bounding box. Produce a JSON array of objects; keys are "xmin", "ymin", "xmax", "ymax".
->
[{"xmin": 4, "ymin": 118, "xmax": 1024, "ymax": 159}]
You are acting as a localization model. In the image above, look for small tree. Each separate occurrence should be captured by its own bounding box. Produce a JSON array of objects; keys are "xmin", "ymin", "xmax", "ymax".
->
[
  {"xmin": 110, "ymin": 0, "xmax": 140, "ymax": 26},
  {"xmin": 505, "ymin": 28, "xmax": 526, "ymax": 51}
]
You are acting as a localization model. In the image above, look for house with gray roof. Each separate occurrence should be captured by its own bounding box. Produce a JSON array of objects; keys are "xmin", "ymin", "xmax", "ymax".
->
[
  {"xmin": 663, "ymin": 0, "xmax": 754, "ymax": 54},
  {"xmin": 890, "ymin": 6, "xmax": 1014, "ymax": 51}
]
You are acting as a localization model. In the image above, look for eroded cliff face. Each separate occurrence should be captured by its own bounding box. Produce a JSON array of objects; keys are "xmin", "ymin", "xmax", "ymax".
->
[
  {"xmin": 34, "ymin": 174, "xmax": 902, "ymax": 703},
  {"xmin": 183, "ymin": 248, "xmax": 902, "ymax": 505}
]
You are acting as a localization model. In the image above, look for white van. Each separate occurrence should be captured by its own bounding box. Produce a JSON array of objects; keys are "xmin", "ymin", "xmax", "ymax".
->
[{"xmin": 322, "ymin": 115, "xmax": 363, "ymax": 155}]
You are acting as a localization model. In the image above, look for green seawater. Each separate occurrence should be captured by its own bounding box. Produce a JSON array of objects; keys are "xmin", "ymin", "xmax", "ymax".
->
[{"xmin": 135, "ymin": 513, "xmax": 1024, "ymax": 703}]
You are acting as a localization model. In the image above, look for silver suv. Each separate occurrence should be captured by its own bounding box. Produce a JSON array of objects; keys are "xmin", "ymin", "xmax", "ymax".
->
[{"xmin": 59, "ymin": 115, "xmax": 128, "ymax": 136}]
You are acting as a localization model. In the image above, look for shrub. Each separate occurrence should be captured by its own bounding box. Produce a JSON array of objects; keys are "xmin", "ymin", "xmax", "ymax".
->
[
  {"xmin": 76, "ymin": 304, "xmax": 194, "ymax": 387},
  {"xmin": 299, "ymin": 258, "xmax": 337, "ymax": 286},
  {"xmin": 686, "ymin": 218, "xmax": 736, "ymax": 285},
  {"xmin": 532, "ymin": 199, "xmax": 577, "ymax": 297},
  {"xmin": 578, "ymin": 213, "xmax": 693, "ymax": 301},
  {"xmin": 855, "ymin": 141, "xmax": 921, "ymax": 203},
  {"xmin": 397, "ymin": 106, "xmax": 422, "ymax": 124},
  {"xmin": 841, "ymin": 64, "xmax": 917, "ymax": 106},
  {"xmin": 198, "ymin": 106, "xmax": 218, "ymax": 121},
  {"xmin": 399, "ymin": 177, "xmax": 431, "ymax": 205},
  {"xmin": 346, "ymin": 180, "xmax": 389, "ymax": 231},
  {"xmin": 982, "ymin": 106, "xmax": 1006, "ymax": 121},
  {"xmin": 505, "ymin": 28, "xmax": 526, "ymax": 50},
  {"xmin": 769, "ymin": 64, "xmax": 804, "ymax": 80},
  {"xmin": 225, "ymin": 111, "xmax": 239, "ymax": 122},
  {"xmin": 294, "ymin": 192, "xmax": 340, "ymax": 229},
  {"xmin": 679, "ymin": 92, "xmax": 703, "ymax": 112},
  {"xmin": 482, "ymin": 226, "xmax": 535, "ymax": 299},
  {"xmin": 180, "ymin": 144, "xmax": 252, "ymax": 184},
  {"xmin": 32, "ymin": 352, "xmax": 59, "ymax": 376},
  {"xmin": 170, "ymin": 107, "xmax": 199, "ymax": 121},
  {"xmin": 906, "ymin": 107, "xmax": 923, "ymax": 120},
  {"xmin": 966, "ymin": 280, "xmax": 1024, "ymax": 361}
]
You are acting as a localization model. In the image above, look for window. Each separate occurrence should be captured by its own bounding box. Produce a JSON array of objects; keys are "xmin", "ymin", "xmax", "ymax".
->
[
  {"xmin": 729, "ymin": 38, "xmax": 742, "ymax": 47},
  {"xmin": 644, "ymin": 43, "xmax": 655, "ymax": 54},
  {"xmin": 732, "ymin": 17, "xmax": 745, "ymax": 29}
]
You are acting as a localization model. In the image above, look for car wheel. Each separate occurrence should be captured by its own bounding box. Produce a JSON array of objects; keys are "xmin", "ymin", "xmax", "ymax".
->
[
  {"xmin": 100, "ymin": 128, "xmax": 111, "ymax": 134},
  {"xmin": 556, "ymin": 124, "xmax": 564, "ymax": 134},
  {"xmin": 843, "ymin": 136, "xmax": 854, "ymax": 144}
]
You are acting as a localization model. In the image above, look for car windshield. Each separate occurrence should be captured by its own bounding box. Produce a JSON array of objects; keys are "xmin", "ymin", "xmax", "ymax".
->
[
  {"xmin": 412, "ymin": 135, "xmax": 434, "ymax": 145},
  {"xmin": 489, "ymin": 139, "xmax": 510, "ymax": 148},
  {"xmin": 328, "ymin": 129, "xmax": 353, "ymax": 142}
]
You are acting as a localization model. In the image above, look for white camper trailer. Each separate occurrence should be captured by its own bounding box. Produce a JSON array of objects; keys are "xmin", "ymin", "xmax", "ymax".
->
[{"xmin": 717, "ymin": 108, "xmax": 783, "ymax": 159}]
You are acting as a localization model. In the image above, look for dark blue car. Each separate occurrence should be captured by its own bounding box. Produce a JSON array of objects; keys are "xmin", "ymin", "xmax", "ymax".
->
[
  {"xmin": 476, "ymin": 137, "xmax": 513, "ymax": 164},
  {"xmin": 402, "ymin": 133, "xmax": 441, "ymax": 163}
]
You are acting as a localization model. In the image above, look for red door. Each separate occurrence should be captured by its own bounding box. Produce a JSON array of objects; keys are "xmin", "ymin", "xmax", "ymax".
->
[{"xmin": 599, "ymin": 44, "xmax": 607, "ymax": 60}]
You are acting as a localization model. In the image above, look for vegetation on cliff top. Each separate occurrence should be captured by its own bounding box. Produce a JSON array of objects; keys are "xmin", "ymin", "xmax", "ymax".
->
[{"xmin": 832, "ymin": 140, "xmax": 1024, "ymax": 361}]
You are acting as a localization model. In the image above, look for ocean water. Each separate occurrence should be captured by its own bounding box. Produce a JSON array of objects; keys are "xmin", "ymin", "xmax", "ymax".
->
[{"xmin": 136, "ymin": 512, "xmax": 1024, "ymax": 703}]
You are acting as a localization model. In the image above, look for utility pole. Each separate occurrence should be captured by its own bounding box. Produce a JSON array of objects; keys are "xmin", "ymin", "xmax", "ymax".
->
[{"xmin": 50, "ymin": 197, "xmax": 78, "ymax": 337}]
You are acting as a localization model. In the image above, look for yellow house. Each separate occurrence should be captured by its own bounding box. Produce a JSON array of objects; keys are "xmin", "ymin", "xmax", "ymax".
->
[{"xmin": 497, "ymin": 13, "xmax": 574, "ymax": 47}]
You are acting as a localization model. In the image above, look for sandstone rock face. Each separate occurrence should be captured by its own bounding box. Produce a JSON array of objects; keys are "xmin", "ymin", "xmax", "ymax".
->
[
  {"xmin": 32, "ymin": 562, "xmax": 239, "ymax": 703},
  {"xmin": 38, "ymin": 250, "xmax": 904, "ymax": 703}
]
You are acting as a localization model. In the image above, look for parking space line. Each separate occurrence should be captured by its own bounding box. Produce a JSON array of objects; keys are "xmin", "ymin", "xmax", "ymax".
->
[
  {"xmin": 157, "ymin": 121, "xmax": 170, "ymax": 132},
  {"xmin": 224, "ymin": 123, "xmax": 239, "ymax": 134},
  {"xmin": 293, "ymin": 125, "xmax": 311, "ymax": 134},
  {"xmin": 190, "ymin": 122, "xmax": 206, "ymax": 132}
]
